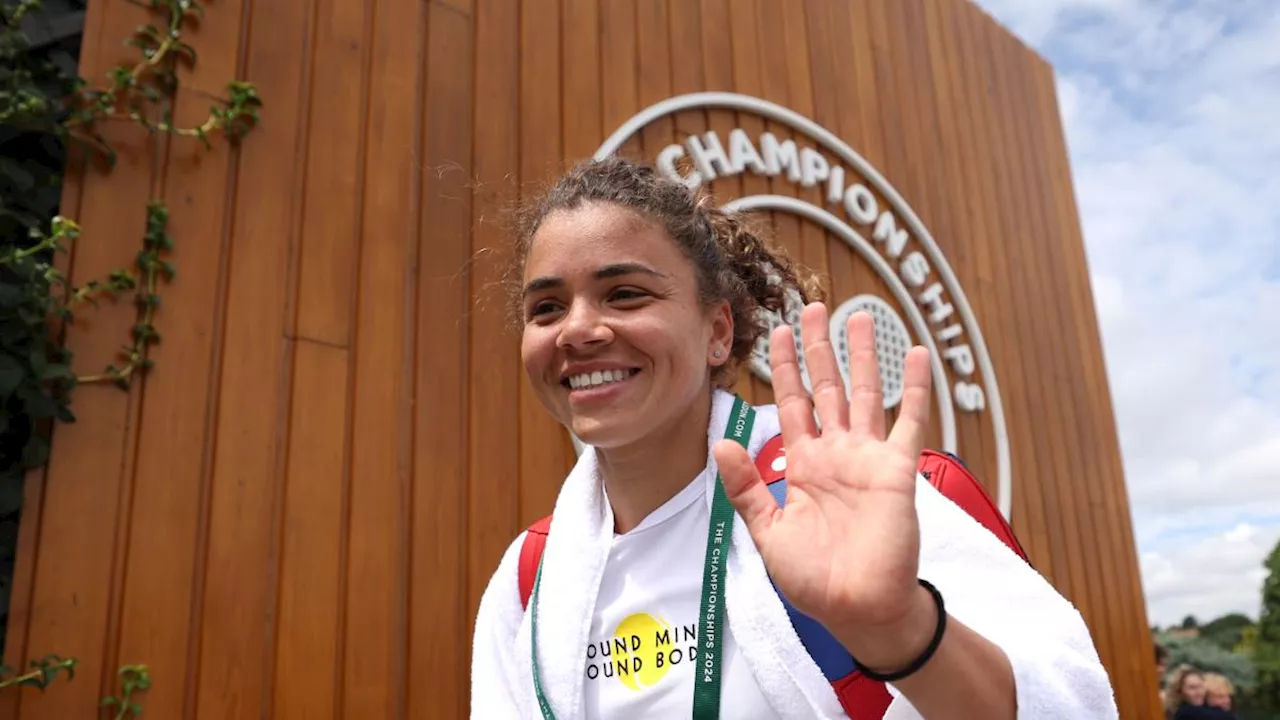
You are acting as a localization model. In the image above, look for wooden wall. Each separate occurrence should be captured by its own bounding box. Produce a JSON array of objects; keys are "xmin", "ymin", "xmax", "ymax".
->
[{"xmin": 2, "ymin": 0, "xmax": 1159, "ymax": 718}]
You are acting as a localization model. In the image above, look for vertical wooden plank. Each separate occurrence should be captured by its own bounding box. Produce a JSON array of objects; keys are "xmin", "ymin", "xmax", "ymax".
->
[
  {"xmin": 104, "ymin": 0, "xmax": 252, "ymax": 714},
  {"xmin": 667, "ymin": 0, "xmax": 704, "ymax": 137},
  {"xmin": 191, "ymin": 0, "xmax": 317, "ymax": 710},
  {"xmin": 696, "ymin": 0, "xmax": 754, "ymax": 403},
  {"xmin": 779, "ymin": 0, "xmax": 830, "ymax": 292},
  {"xmin": 725, "ymin": 0, "xmax": 774, "ymax": 405},
  {"xmin": 978, "ymin": 8, "xmax": 1089, "ymax": 603},
  {"xmin": 343, "ymin": 0, "xmax": 419, "ymax": 712},
  {"xmin": 831, "ymin": 0, "xmax": 885, "ymax": 171},
  {"xmin": 1031, "ymin": 55, "xmax": 1158, "ymax": 719},
  {"xmin": 859, "ymin": 1, "xmax": 908, "ymax": 190},
  {"xmin": 808, "ymin": 0, "xmax": 859, "ymax": 415},
  {"xmin": 635, "ymin": 0, "xmax": 672, "ymax": 160},
  {"xmin": 892, "ymin": 1, "xmax": 985, "ymax": 477},
  {"xmin": 561, "ymin": 0, "xmax": 602, "ymax": 163},
  {"xmin": 997, "ymin": 24, "xmax": 1123, "ymax": 693},
  {"xmin": 0, "ymin": 0, "xmax": 114, "ymax": 704},
  {"xmin": 468, "ymin": 0, "xmax": 520, "ymax": 655},
  {"xmin": 411, "ymin": 3, "xmax": 473, "ymax": 718},
  {"xmin": 293, "ymin": 0, "xmax": 374, "ymax": 347},
  {"xmin": 925, "ymin": 0, "xmax": 1047, "ymax": 566},
  {"xmin": 15, "ymin": 0, "xmax": 158, "ymax": 714},
  {"xmin": 1001, "ymin": 21, "xmax": 1116, "ymax": 669},
  {"xmin": 749, "ymin": 0, "xmax": 803, "ymax": 410},
  {"xmin": 272, "ymin": 343, "xmax": 346, "ymax": 720},
  {"xmin": 519, "ymin": 0, "xmax": 568, "ymax": 528},
  {"xmin": 600, "ymin": 0, "xmax": 638, "ymax": 150},
  {"xmin": 949, "ymin": 2, "xmax": 1059, "ymax": 584}
]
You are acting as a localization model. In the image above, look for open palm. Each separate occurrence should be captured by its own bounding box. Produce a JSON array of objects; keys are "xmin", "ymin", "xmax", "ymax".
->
[{"xmin": 713, "ymin": 303, "xmax": 933, "ymax": 636}]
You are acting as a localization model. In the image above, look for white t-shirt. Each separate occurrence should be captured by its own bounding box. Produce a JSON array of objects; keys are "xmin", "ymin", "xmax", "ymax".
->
[{"xmin": 582, "ymin": 475, "xmax": 781, "ymax": 719}]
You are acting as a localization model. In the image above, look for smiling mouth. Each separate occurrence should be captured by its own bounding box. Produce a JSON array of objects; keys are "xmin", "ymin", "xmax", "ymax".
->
[{"xmin": 561, "ymin": 368, "xmax": 640, "ymax": 390}]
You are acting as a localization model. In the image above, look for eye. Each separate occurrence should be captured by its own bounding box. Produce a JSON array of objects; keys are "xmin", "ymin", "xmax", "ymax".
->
[
  {"xmin": 526, "ymin": 300, "xmax": 563, "ymax": 321},
  {"xmin": 608, "ymin": 287, "xmax": 649, "ymax": 303}
]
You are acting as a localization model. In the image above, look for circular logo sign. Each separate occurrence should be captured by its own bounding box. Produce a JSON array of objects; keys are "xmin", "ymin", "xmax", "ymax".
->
[{"xmin": 589, "ymin": 92, "xmax": 1011, "ymax": 519}]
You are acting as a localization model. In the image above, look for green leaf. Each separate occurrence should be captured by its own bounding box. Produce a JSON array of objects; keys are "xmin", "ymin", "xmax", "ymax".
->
[
  {"xmin": 0, "ymin": 156, "xmax": 36, "ymax": 192},
  {"xmin": 54, "ymin": 402, "xmax": 75, "ymax": 423},
  {"xmin": 21, "ymin": 435, "xmax": 49, "ymax": 468},
  {"xmin": 39, "ymin": 363, "xmax": 72, "ymax": 382},
  {"xmin": 0, "ymin": 353, "xmax": 22, "ymax": 396}
]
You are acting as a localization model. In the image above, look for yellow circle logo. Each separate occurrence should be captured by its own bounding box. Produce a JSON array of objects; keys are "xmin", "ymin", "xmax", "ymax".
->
[
  {"xmin": 584, "ymin": 613, "xmax": 701, "ymax": 691},
  {"xmin": 614, "ymin": 613, "xmax": 675, "ymax": 691}
]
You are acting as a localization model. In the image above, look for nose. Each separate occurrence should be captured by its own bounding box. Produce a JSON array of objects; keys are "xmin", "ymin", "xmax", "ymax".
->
[{"xmin": 556, "ymin": 300, "xmax": 612, "ymax": 350}]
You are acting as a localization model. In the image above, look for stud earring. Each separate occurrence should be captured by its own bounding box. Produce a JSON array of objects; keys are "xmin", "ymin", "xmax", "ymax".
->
[{"xmin": 712, "ymin": 348, "xmax": 725, "ymax": 359}]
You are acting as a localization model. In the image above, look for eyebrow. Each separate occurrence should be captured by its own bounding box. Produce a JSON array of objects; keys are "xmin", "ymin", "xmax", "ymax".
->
[{"xmin": 522, "ymin": 262, "xmax": 667, "ymax": 297}]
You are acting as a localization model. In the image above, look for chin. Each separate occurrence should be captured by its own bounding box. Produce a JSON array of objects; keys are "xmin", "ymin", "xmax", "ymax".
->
[{"xmin": 569, "ymin": 416, "xmax": 636, "ymax": 449}]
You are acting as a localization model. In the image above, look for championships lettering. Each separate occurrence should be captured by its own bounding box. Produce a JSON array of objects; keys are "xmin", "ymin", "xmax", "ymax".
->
[
  {"xmin": 702, "ymin": 520, "xmax": 726, "ymax": 682},
  {"xmin": 587, "ymin": 91, "xmax": 1012, "ymax": 521},
  {"xmin": 657, "ymin": 129, "xmax": 986, "ymax": 413}
]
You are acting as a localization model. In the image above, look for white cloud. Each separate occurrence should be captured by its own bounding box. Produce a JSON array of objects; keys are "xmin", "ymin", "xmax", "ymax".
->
[
  {"xmin": 1140, "ymin": 522, "xmax": 1280, "ymax": 627},
  {"xmin": 974, "ymin": 0, "xmax": 1280, "ymax": 626}
]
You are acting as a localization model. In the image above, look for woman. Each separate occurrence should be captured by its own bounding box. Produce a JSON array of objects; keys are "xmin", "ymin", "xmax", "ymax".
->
[
  {"xmin": 1202, "ymin": 672, "xmax": 1239, "ymax": 718},
  {"xmin": 471, "ymin": 157, "xmax": 1118, "ymax": 718},
  {"xmin": 1163, "ymin": 665, "xmax": 1212, "ymax": 718}
]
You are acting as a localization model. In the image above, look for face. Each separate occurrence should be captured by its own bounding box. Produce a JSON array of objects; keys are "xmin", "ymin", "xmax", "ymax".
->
[
  {"xmin": 1206, "ymin": 686, "xmax": 1231, "ymax": 710},
  {"xmin": 1180, "ymin": 674, "xmax": 1206, "ymax": 706},
  {"xmin": 520, "ymin": 201, "xmax": 732, "ymax": 448}
]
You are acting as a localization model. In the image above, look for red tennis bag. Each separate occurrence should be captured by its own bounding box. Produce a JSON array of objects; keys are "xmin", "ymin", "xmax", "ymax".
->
[{"xmin": 516, "ymin": 438, "xmax": 1029, "ymax": 718}]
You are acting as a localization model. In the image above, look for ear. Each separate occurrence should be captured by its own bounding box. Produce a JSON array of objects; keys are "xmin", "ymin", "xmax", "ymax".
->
[{"xmin": 706, "ymin": 299, "xmax": 734, "ymax": 367}]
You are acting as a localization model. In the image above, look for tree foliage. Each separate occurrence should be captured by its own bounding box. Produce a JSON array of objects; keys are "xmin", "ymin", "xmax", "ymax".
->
[
  {"xmin": 1252, "ymin": 539, "xmax": 1280, "ymax": 714},
  {"xmin": 1159, "ymin": 631, "xmax": 1256, "ymax": 692}
]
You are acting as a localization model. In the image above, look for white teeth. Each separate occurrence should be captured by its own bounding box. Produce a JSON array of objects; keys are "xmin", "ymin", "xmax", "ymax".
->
[{"xmin": 569, "ymin": 369, "xmax": 633, "ymax": 390}]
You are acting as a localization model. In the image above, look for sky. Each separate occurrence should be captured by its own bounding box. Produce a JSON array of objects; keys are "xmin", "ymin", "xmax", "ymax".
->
[{"xmin": 970, "ymin": 0, "xmax": 1280, "ymax": 628}]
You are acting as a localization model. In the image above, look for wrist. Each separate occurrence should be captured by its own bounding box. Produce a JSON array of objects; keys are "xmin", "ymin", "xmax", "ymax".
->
[{"xmin": 833, "ymin": 583, "xmax": 940, "ymax": 675}]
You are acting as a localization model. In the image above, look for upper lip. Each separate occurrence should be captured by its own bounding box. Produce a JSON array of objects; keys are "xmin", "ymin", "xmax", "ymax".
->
[{"xmin": 559, "ymin": 362, "xmax": 640, "ymax": 383}]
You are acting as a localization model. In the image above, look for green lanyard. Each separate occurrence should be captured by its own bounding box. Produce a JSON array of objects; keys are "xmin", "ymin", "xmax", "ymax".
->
[{"xmin": 529, "ymin": 395, "xmax": 756, "ymax": 720}]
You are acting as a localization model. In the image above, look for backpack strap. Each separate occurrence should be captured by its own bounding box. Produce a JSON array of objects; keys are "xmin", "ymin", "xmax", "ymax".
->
[
  {"xmin": 518, "ymin": 515, "xmax": 553, "ymax": 609},
  {"xmin": 513, "ymin": 437, "xmax": 1025, "ymax": 720},
  {"xmin": 917, "ymin": 449, "xmax": 1028, "ymax": 561}
]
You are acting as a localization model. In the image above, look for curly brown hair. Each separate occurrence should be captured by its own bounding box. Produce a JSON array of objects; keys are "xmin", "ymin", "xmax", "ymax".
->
[{"xmin": 511, "ymin": 156, "xmax": 824, "ymax": 387}]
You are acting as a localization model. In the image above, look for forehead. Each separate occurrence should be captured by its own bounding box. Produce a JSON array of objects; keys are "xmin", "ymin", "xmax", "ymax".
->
[{"xmin": 523, "ymin": 202, "xmax": 690, "ymax": 280}]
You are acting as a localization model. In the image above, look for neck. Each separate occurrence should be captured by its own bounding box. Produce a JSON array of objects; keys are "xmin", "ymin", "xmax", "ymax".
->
[{"xmin": 598, "ymin": 388, "xmax": 717, "ymax": 534}]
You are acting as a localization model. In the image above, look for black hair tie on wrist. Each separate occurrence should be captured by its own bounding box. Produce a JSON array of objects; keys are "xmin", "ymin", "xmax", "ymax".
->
[{"xmin": 850, "ymin": 578, "xmax": 947, "ymax": 683}]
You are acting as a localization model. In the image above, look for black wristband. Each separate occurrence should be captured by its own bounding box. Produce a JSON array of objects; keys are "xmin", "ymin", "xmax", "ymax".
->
[{"xmin": 850, "ymin": 578, "xmax": 947, "ymax": 683}]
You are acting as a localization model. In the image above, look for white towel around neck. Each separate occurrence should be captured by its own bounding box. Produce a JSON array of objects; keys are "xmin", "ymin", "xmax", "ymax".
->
[{"xmin": 471, "ymin": 388, "xmax": 1120, "ymax": 719}]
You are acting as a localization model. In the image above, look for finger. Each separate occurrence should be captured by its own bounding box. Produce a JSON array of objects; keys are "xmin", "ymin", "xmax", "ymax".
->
[
  {"xmin": 713, "ymin": 438, "xmax": 780, "ymax": 539},
  {"xmin": 769, "ymin": 324, "xmax": 818, "ymax": 441},
  {"xmin": 886, "ymin": 345, "xmax": 933, "ymax": 458},
  {"xmin": 844, "ymin": 311, "xmax": 886, "ymax": 440},
  {"xmin": 798, "ymin": 302, "xmax": 849, "ymax": 432}
]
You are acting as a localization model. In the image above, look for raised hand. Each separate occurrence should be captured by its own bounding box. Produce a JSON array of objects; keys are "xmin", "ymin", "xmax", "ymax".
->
[{"xmin": 712, "ymin": 302, "xmax": 936, "ymax": 667}]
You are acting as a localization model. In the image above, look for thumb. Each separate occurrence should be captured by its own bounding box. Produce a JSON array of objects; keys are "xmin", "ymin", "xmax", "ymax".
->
[{"xmin": 712, "ymin": 439, "xmax": 780, "ymax": 540}]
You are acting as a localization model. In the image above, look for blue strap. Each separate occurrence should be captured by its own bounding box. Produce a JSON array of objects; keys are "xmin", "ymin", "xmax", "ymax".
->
[{"xmin": 764, "ymin": 478, "xmax": 858, "ymax": 680}]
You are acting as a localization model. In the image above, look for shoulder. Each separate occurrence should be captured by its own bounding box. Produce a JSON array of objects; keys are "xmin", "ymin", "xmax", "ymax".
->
[{"xmin": 475, "ymin": 531, "xmax": 529, "ymax": 629}]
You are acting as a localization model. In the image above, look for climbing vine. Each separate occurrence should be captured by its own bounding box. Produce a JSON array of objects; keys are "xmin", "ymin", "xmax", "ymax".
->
[{"xmin": 1, "ymin": 0, "xmax": 260, "ymax": 712}]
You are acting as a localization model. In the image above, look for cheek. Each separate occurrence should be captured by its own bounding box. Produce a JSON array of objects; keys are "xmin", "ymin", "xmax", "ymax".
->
[{"xmin": 521, "ymin": 327, "xmax": 556, "ymax": 377}]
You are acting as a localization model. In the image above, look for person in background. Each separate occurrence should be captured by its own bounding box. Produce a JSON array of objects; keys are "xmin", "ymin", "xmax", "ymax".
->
[
  {"xmin": 1202, "ymin": 673, "xmax": 1239, "ymax": 718},
  {"xmin": 1164, "ymin": 665, "xmax": 1217, "ymax": 719}
]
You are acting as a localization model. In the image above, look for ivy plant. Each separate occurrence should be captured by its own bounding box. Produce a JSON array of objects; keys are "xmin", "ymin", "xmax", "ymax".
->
[{"xmin": 1, "ymin": 0, "xmax": 261, "ymax": 711}]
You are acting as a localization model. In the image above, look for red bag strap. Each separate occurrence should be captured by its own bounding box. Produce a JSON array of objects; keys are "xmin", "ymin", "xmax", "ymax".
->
[
  {"xmin": 513, "ymin": 443, "xmax": 1025, "ymax": 720},
  {"xmin": 917, "ymin": 449, "xmax": 1027, "ymax": 560},
  {"xmin": 518, "ymin": 515, "xmax": 553, "ymax": 609}
]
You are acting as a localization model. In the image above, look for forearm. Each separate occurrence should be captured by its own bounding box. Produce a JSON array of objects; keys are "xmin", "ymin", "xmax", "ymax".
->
[
  {"xmin": 833, "ymin": 584, "xmax": 1016, "ymax": 720},
  {"xmin": 889, "ymin": 615, "xmax": 1015, "ymax": 718}
]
